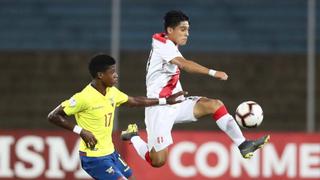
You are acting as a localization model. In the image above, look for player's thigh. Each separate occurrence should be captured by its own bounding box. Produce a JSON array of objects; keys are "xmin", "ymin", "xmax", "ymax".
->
[
  {"xmin": 80, "ymin": 155, "xmax": 128, "ymax": 180},
  {"xmin": 194, "ymin": 97, "xmax": 223, "ymax": 118},
  {"xmin": 175, "ymin": 96, "xmax": 201, "ymax": 123},
  {"xmin": 145, "ymin": 106, "xmax": 176, "ymax": 152}
]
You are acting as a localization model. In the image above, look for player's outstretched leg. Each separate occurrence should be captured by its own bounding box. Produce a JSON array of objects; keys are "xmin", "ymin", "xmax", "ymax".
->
[
  {"xmin": 194, "ymin": 98, "xmax": 246, "ymax": 145},
  {"xmin": 194, "ymin": 98, "xmax": 270, "ymax": 159},
  {"xmin": 238, "ymin": 134, "xmax": 270, "ymax": 159},
  {"xmin": 121, "ymin": 124, "xmax": 156, "ymax": 166}
]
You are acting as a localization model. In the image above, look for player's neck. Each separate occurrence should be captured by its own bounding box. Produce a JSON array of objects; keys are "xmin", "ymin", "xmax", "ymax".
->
[
  {"xmin": 167, "ymin": 36, "xmax": 177, "ymax": 45},
  {"xmin": 90, "ymin": 80, "xmax": 107, "ymax": 96}
]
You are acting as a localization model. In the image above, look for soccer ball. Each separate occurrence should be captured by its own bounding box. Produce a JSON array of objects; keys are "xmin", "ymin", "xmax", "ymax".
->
[{"xmin": 235, "ymin": 101, "xmax": 263, "ymax": 128}]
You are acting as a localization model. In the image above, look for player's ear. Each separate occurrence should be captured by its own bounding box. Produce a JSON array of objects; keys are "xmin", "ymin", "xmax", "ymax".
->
[
  {"xmin": 97, "ymin": 72, "xmax": 103, "ymax": 79},
  {"xmin": 167, "ymin": 27, "xmax": 173, "ymax": 34}
]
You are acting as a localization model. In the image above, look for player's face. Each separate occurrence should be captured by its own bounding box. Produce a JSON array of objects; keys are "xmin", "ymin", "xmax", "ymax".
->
[
  {"xmin": 100, "ymin": 65, "xmax": 118, "ymax": 87},
  {"xmin": 167, "ymin": 21, "xmax": 189, "ymax": 46}
]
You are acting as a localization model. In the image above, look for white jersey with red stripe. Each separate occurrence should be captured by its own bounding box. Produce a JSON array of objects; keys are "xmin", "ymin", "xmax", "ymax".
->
[
  {"xmin": 145, "ymin": 33, "xmax": 201, "ymax": 152},
  {"xmin": 146, "ymin": 33, "xmax": 183, "ymax": 98}
]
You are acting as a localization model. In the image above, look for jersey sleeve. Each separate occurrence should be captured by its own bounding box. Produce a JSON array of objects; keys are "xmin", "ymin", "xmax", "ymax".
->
[
  {"xmin": 113, "ymin": 87, "xmax": 129, "ymax": 107},
  {"xmin": 158, "ymin": 41, "xmax": 183, "ymax": 63},
  {"xmin": 61, "ymin": 93, "xmax": 87, "ymax": 116}
]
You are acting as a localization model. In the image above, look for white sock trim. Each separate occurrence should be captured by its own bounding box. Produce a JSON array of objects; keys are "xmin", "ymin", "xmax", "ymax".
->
[
  {"xmin": 131, "ymin": 136, "xmax": 149, "ymax": 160},
  {"xmin": 216, "ymin": 114, "xmax": 246, "ymax": 146}
]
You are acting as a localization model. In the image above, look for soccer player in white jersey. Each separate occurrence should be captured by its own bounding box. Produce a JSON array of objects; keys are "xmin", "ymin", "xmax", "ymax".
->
[{"xmin": 121, "ymin": 10, "xmax": 270, "ymax": 167}]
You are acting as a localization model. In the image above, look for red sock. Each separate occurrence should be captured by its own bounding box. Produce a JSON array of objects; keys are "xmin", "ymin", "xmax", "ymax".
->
[
  {"xmin": 212, "ymin": 105, "xmax": 228, "ymax": 121},
  {"xmin": 145, "ymin": 152, "xmax": 152, "ymax": 165}
]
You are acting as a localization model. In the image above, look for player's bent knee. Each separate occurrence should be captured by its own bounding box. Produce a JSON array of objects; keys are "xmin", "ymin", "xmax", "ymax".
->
[
  {"xmin": 213, "ymin": 99, "xmax": 224, "ymax": 107},
  {"xmin": 207, "ymin": 99, "xmax": 224, "ymax": 112},
  {"xmin": 151, "ymin": 159, "xmax": 166, "ymax": 168},
  {"xmin": 150, "ymin": 154, "xmax": 167, "ymax": 167},
  {"xmin": 149, "ymin": 148, "xmax": 168, "ymax": 168}
]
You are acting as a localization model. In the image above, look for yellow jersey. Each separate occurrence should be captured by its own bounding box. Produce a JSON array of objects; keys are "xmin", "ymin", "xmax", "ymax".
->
[{"xmin": 61, "ymin": 84, "xmax": 128, "ymax": 157}]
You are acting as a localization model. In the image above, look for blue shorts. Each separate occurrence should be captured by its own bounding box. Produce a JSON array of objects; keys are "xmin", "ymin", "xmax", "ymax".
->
[{"xmin": 80, "ymin": 151, "xmax": 133, "ymax": 180}]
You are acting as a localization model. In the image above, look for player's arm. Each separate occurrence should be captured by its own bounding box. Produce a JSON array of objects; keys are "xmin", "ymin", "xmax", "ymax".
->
[
  {"xmin": 124, "ymin": 91, "xmax": 187, "ymax": 107},
  {"xmin": 171, "ymin": 57, "xmax": 228, "ymax": 80},
  {"xmin": 47, "ymin": 105, "xmax": 97, "ymax": 149}
]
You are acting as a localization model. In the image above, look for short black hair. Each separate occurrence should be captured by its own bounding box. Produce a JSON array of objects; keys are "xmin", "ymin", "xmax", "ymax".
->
[
  {"xmin": 163, "ymin": 10, "xmax": 189, "ymax": 32},
  {"xmin": 88, "ymin": 54, "xmax": 115, "ymax": 78}
]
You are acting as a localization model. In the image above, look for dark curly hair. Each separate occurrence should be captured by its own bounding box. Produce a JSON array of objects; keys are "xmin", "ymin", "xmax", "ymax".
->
[
  {"xmin": 88, "ymin": 54, "xmax": 115, "ymax": 78},
  {"xmin": 164, "ymin": 10, "xmax": 189, "ymax": 33}
]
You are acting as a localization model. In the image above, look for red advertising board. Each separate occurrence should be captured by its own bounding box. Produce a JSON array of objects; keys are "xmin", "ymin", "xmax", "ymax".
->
[
  {"xmin": 0, "ymin": 130, "xmax": 319, "ymax": 180},
  {"xmin": 124, "ymin": 131, "xmax": 320, "ymax": 180},
  {"xmin": 0, "ymin": 130, "xmax": 91, "ymax": 179}
]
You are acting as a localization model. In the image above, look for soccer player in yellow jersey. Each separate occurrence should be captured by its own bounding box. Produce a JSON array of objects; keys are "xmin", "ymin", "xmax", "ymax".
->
[{"xmin": 48, "ymin": 54, "xmax": 184, "ymax": 180}]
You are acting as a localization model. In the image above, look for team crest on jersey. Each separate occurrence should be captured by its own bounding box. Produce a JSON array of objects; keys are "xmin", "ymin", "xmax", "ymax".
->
[
  {"xmin": 109, "ymin": 97, "xmax": 115, "ymax": 107},
  {"xmin": 69, "ymin": 97, "xmax": 76, "ymax": 107}
]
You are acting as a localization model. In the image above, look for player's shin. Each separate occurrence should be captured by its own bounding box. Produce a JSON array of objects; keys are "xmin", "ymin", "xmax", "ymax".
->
[
  {"xmin": 130, "ymin": 136, "xmax": 152, "ymax": 164},
  {"xmin": 213, "ymin": 105, "xmax": 245, "ymax": 146}
]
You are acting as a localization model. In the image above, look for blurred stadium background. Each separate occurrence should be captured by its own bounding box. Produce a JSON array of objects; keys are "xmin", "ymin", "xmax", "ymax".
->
[{"xmin": 0, "ymin": 0, "xmax": 319, "ymax": 179}]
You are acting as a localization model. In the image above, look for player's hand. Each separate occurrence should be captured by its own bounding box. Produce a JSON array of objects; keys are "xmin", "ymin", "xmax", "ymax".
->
[
  {"xmin": 80, "ymin": 129, "xmax": 97, "ymax": 150},
  {"xmin": 166, "ymin": 91, "xmax": 188, "ymax": 104},
  {"xmin": 215, "ymin": 71, "xmax": 228, "ymax": 80}
]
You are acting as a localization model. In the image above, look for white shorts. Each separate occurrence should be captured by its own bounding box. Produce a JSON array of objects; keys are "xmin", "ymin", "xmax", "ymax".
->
[{"xmin": 145, "ymin": 96, "xmax": 201, "ymax": 152}]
